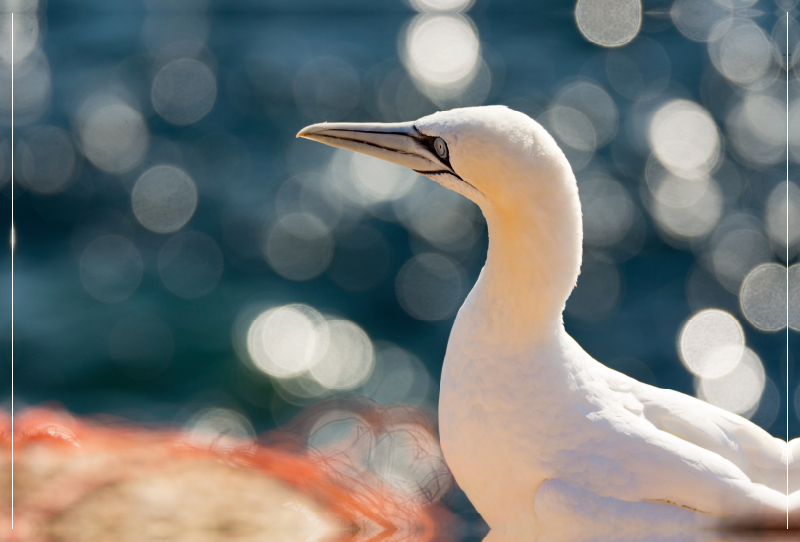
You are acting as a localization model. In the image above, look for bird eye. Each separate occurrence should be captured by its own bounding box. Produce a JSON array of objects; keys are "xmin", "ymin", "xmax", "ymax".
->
[{"xmin": 434, "ymin": 137, "xmax": 448, "ymax": 159}]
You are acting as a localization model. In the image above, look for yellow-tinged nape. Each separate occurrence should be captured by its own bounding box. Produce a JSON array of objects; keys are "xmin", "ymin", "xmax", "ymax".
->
[{"xmin": 412, "ymin": 106, "xmax": 583, "ymax": 335}]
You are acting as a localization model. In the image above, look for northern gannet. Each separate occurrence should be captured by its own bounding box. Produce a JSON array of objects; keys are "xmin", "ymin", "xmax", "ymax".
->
[{"xmin": 297, "ymin": 106, "xmax": 797, "ymax": 531}]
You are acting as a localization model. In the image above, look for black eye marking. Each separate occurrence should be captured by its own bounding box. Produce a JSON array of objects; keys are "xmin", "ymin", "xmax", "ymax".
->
[{"xmin": 411, "ymin": 126, "xmax": 456, "ymax": 174}]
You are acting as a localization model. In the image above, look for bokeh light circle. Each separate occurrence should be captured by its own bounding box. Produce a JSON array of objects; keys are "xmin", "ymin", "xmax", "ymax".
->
[
  {"xmin": 0, "ymin": 48, "xmax": 51, "ymax": 126},
  {"xmin": 403, "ymin": 14, "xmax": 480, "ymax": 88},
  {"xmin": 670, "ymin": 0, "xmax": 731, "ymax": 42},
  {"xmin": 246, "ymin": 304, "xmax": 329, "ymax": 379},
  {"xmin": 370, "ymin": 423, "xmax": 451, "ymax": 503},
  {"xmin": 132, "ymin": 165, "xmax": 198, "ymax": 233},
  {"xmin": 546, "ymin": 106, "xmax": 597, "ymax": 152},
  {"xmin": 714, "ymin": 23, "xmax": 772, "ymax": 85},
  {"xmin": 740, "ymin": 263, "xmax": 787, "ymax": 331},
  {"xmin": 649, "ymin": 99, "xmax": 719, "ymax": 178},
  {"xmin": 699, "ymin": 348, "xmax": 765, "ymax": 415},
  {"xmin": 151, "ymin": 58, "xmax": 217, "ymax": 125},
  {"xmin": 651, "ymin": 176, "xmax": 723, "ymax": 242},
  {"xmin": 265, "ymin": 213, "xmax": 334, "ymax": 281},
  {"xmin": 141, "ymin": 13, "xmax": 210, "ymax": 59},
  {"xmin": 363, "ymin": 344, "xmax": 432, "ymax": 406},
  {"xmin": 401, "ymin": 182, "xmax": 482, "ymax": 252},
  {"xmin": 79, "ymin": 101, "xmax": 149, "ymax": 174},
  {"xmin": 186, "ymin": 408, "xmax": 255, "ymax": 451},
  {"xmin": 350, "ymin": 152, "xmax": 420, "ymax": 205},
  {"xmin": 790, "ymin": 265, "xmax": 800, "ymax": 331},
  {"xmin": 408, "ymin": 0, "xmax": 474, "ymax": 11},
  {"xmin": 578, "ymin": 174, "xmax": 635, "ymax": 247},
  {"xmin": 555, "ymin": 81, "xmax": 618, "ymax": 147},
  {"xmin": 308, "ymin": 320, "xmax": 374, "ymax": 390},
  {"xmin": 0, "ymin": 12, "xmax": 38, "ymax": 63},
  {"xmin": 645, "ymin": 162, "xmax": 710, "ymax": 208},
  {"xmin": 575, "ymin": 0, "xmax": 641, "ymax": 47},
  {"xmin": 19, "ymin": 125, "xmax": 76, "ymax": 194},
  {"xmin": 727, "ymin": 93, "xmax": 785, "ymax": 168},
  {"xmin": 679, "ymin": 309, "xmax": 744, "ymax": 378},
  {"xmin": 765, "ymin": 181, "xmax": 800, "ymax": 259}
]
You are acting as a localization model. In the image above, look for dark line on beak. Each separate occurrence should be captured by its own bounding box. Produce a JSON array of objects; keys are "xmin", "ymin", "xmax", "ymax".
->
[
  {"xmin": 333, "ymin": 128, "xmax": 416, "ymax": 138},
  {"xmin": 414, "ymin": 169, "xmax": 465, "ymax": 182},
  {"xmin": 308, "ymin": 128, "xmax": 474, "ymax": 190},
  {"xmin": 417, "ymin": 169, "xmax": 483, "ymax": 198},
  {"xmin": 311, "ymin": 133, "xmax": 417, "ymax": 156}
]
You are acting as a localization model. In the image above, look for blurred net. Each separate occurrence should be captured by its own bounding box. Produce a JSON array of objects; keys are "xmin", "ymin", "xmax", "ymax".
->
[{"xmin": 2, "ymin": 402, "xmax": 455, "ymax": 541}]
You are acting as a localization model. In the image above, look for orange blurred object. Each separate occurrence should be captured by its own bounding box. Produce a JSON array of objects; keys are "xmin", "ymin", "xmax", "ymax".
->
[{"xmin": 0, "ymin": 400, "xmax": 456, "ymax": 542}]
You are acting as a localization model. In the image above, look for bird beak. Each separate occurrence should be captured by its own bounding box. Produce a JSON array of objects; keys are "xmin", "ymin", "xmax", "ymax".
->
[{"xmin": 296, "ymin": 121, "xmax": 455, "ymax": 176}]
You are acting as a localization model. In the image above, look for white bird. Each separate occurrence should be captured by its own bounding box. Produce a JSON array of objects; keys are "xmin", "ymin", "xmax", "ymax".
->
[{"xmin": 298, "ymin": 106, "xmax": 798, "ymax": 532}]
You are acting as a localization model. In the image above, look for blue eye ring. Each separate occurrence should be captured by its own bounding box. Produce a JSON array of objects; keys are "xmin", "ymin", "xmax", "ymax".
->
[{"xmin": 434, "ymin": 137, "xmax": 448, "ymax": 159}]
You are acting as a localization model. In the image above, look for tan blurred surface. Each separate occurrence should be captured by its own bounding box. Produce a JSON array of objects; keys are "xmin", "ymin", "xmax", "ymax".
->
[{"xmin": 0, "ymin": 406, "xmax": 452, "ymax": 542}]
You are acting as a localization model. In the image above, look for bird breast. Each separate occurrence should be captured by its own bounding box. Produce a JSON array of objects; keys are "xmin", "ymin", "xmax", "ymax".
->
[{"xmin": 438, "ymin": 327, "xmax": 600, "ymax": 505}]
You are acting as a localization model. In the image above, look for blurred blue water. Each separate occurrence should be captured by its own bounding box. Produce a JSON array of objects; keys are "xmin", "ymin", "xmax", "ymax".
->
[{"xmin": 1, "ymin": 0, "xmax": 796, "ymax": 454}]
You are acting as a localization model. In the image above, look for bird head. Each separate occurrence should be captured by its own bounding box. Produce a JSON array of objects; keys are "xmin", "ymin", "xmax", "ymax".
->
[
  {"xmin": 296, "ymin": 105, "xmax": 576, "ymax": 217},
  {"xmin": 298, "ymin": 105, "xmax": 583, "ymax": 329}
]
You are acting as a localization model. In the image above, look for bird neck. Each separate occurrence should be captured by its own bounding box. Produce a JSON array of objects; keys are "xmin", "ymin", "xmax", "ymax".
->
[{"xmin": 468, "ymin": 177, "xmax": 582, "ymax": 346}]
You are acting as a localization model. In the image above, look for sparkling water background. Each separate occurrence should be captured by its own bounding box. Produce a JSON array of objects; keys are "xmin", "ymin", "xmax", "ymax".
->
[{"xmin": 1, "ymin": 0, "xmax": 799, "ymax": 483}]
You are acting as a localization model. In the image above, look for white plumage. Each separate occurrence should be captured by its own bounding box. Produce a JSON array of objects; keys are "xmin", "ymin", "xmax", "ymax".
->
[{"xmin": 298, "ymin": 106, "xmax": 798, "ymax": 532}]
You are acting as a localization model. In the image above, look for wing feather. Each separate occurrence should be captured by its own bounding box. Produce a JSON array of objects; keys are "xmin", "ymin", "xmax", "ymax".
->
[{"xmin": 602, "ymin": 366, "xmax": 787, "ymax": 492}]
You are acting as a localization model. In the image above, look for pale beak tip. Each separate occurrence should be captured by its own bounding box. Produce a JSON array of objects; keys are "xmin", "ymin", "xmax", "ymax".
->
[{"xmin": 296, "ymin": 123, "xmax": 325, "ymax": 139}]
